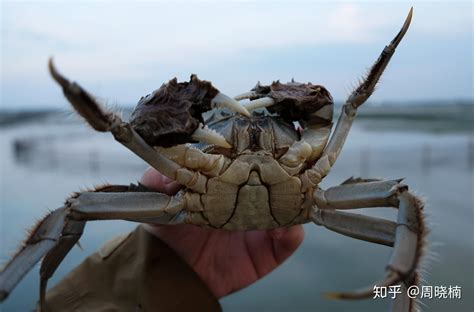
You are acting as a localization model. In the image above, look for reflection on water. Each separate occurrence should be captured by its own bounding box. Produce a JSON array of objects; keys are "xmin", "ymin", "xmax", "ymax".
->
[{"xmin": 0, "ymin": 117, "xmax": 473, "ymax": 312}]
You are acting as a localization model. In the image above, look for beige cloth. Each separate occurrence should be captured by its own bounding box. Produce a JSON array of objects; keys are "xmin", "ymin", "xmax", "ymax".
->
[{"xmin": 45, "ymin": 226, "xmax": 222, "ymax": 312}]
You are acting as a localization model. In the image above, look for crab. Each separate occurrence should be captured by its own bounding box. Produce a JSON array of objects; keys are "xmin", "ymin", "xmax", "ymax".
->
[{"xmin": 0, "ymin": 8, "xmax": 426, "ymax": 312}]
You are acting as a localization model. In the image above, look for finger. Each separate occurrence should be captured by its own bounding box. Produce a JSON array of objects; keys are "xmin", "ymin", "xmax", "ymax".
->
[
  {"xmin": 268, "ymin": 225, "xmax": 304, "ymax": 263},
  {"xmin": 140, "ymin": 167, "xmax": 182, "ymax": 195}
]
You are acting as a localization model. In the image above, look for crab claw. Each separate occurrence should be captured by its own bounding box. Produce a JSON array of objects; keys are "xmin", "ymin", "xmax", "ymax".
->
[
  {"xmin": 233, "ymin": 91, "xmax": 259, "ymax": 101},
  {"xmin": 212, "ymin": 93, "xmax": 250, "ymax": 117},
  {"xmin": 191, "ymin": 123, "xmax": 232, "ymax": 148},
  {"xmin": 243, "ymin": 97, "xmax": 275, "ymax": 111},
  {"xmin": 239, "ymin": 80, "xmax": 333, "ymax": 126},
  {"xmin": 130, "ymin": 75, "xmax": 241, "ymax": 148}
]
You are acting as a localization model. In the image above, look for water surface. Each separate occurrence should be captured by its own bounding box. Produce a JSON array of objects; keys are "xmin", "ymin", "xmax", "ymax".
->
[{"xmin": 0, "ymin": 113, "xmax": 472, "ymax": 311}]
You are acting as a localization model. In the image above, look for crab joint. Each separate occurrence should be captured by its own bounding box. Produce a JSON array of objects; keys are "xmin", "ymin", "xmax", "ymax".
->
[{"xmin": 212, "ymin": 93, "xmax": 251, "ymax": 117}]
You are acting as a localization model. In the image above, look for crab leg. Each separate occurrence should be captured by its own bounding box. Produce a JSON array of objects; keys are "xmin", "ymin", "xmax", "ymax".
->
[
  {"xmin": 311, "ymin": 178, "xmax": 425, "ymax": 312},
  {"xmin": 48, "ymin": 60, "xmax": 211, "ymax": 193},
  {"xmin": 312, "ymin": 179, "xmax": 403, "ymax": 209},
  {"xmin": 312, "ymin": 210, "xmax": 396, "ymax": 246},
  {"xmin": 0, "ymin": 185, "xmax": 187, "ymax": 311},
  {"xmin": 67, "ymin": 191, "xmax": 186, "ymax": 223},
  {"xmin": 301, "ymin": 8, "xmax": 413, "ymax": 188}
]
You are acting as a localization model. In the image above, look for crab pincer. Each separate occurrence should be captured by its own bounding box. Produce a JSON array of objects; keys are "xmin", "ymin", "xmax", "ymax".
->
[{"xmin": 130, "ymin": 74, "xmax": 250, "ymax": 148}]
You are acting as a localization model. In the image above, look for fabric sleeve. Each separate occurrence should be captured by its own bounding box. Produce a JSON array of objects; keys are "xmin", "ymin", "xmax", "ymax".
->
[{"xmin": 44, "ymin": 225, "xmax": 222, "ymax": 312}]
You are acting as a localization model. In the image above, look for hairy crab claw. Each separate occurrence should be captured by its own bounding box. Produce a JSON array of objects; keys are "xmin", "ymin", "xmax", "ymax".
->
[{"xmin": 127, "ymin": 75, "xmax": 249, "ymax": 148}]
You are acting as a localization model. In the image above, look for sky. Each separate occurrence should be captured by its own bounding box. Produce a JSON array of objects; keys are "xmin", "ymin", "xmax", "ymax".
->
[{"xmin": 1, "ymin": 1, "xmax": 473, "ymax": 109}]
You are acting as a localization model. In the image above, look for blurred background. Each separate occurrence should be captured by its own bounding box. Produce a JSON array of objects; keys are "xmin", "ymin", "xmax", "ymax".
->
[{"xmin": 1, "ymin": 1, "xmax": 473, "ymax": 311}]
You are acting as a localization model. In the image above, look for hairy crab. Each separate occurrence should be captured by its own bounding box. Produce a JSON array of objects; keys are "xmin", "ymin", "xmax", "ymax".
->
[{"xmin": 0, "ymin": 8, "xmax": 426, "ymax": 312}]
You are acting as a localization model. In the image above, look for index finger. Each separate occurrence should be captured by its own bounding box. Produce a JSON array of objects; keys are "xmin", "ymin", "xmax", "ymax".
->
[{"xmin": 140, "ymin": 167, "xmax": 182, "ymax": 195}]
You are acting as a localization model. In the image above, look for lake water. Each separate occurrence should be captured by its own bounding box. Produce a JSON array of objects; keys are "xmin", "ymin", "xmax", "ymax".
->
[{"xmin": 0, "ymin": 115, "xmax": 473, "ymax": 311}]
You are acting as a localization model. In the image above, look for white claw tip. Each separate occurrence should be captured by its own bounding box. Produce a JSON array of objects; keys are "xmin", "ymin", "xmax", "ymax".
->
[
  {"xmin": 243, "ymin": 97, "xmax": 275, "ymax": 111},
  {"xmin": 191, "ymin": 124, "xmax": 232, "ymax": 148},
  {"xmin": 212, "ymin": 93, "xmax": 251, "ymax": 117}
]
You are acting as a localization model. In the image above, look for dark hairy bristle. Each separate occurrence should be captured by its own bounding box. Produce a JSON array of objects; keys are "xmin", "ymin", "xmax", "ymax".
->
[
  {"xmin": 409, "ymin": 193, "xmax": 428, "ymax": 312},
  {"xmin": 48, "ymin": 58, "xmax": 112, "ymax": 132}
]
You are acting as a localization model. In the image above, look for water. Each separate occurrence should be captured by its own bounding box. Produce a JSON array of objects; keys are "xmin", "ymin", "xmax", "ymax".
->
[{"xmin": 0, "ymin": 117, "xmax": 473, "ymax": 312}]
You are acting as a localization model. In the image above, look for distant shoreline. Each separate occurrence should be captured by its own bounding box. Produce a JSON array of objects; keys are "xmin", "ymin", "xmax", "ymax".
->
[{"xmin": 1, "ymin": 101, "xmax": 473, "ymax": 133}]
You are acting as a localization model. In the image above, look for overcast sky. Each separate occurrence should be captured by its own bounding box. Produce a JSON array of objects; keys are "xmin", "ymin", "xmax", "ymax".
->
[{"xmin": 1, "ymin": 1, "xmax": 472, "ymax": 109}]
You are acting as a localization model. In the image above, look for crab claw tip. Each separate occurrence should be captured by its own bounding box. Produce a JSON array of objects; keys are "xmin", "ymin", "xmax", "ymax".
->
[
  {"xmin": 212, "ymin": 93, "xmax": 251, "ymax": 117},
  {"xmin": 324, "ymin": 292, "xmax": 342, "ymax": 300},
  {"xmin": 324, "ymin": 289, "xmax": 374, "ymax": 300},
  {"xmin": 48, "ymin": 58, "xmax": 69, "ymax": 88},
  {"xmin": 0, "ymin": 290, "xmax": 9, "ymax": 302},
  {"xmin": 243, "ymin": 97, "xmax": 276, "ymax": 111}
]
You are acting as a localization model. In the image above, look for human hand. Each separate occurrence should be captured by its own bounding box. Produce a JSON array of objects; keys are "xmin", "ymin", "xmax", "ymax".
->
[{"xmin": 140, "ymin": 167, "xmax": 304, "ymax": 299}]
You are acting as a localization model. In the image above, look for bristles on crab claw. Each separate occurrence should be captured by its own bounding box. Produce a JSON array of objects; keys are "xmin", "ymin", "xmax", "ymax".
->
[
  {"xmin": 212, "ymin": 93, "xmax": 251, "ymax": 117},
  {"xmin": 243, "ymin": 97, "xmax": 276, "ymax": 111},
  {"xmin": 191, "ymin": 123, "xmax": 232, "ymax": 148}
]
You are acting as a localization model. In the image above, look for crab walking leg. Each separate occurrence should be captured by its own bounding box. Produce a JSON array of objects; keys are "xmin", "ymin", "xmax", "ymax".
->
[
  {"xmin": 312, "ymin": 179, "xmax": 426, "ymax": 312},
  {"xmin": 301, "ymin": 8, "xmax": 413, "ymax": 188},
  {"xmin": 67, "ymin": 191, "xmax": 186, "ymax": 223},
  {"xmin": 0, "ymin": 185, "xmax": 187, "ymax": 311},
  {"xmin": 0, "ymin": 208, "xmax": 70, "ymax": 303},
  {"xmin": 48, "ymin": 59, "xmax": 209, "ymax": 193},
  {"xmin": 313, "ymin": 179, "xmax": 403, "ymax": 209},
  {"xmin": 0, "ymin": 185, "xmax": 137, "ymax": 302},
  {"xmin": 312, "ymin": 210, "xmax": 396, "ymax": 247}
]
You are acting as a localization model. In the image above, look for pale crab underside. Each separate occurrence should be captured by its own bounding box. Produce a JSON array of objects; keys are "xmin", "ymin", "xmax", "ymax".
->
[{"xmin": 0, "ymin": 8, "xmax": 426, "ymax": 312}]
